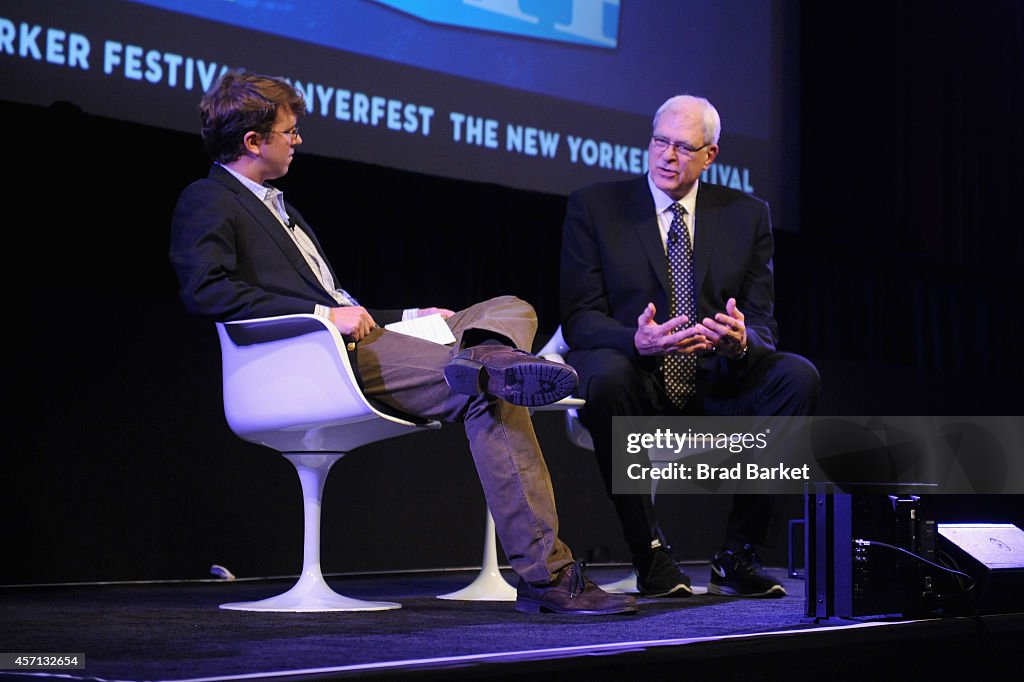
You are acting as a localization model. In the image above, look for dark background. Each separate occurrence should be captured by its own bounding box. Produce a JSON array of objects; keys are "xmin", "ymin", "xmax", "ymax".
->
[{"xmin": 3, "ymin": 1, "xmax": 1022, "ymax": 585}]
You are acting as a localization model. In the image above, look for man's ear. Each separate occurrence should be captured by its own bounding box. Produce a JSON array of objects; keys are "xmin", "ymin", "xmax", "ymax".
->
[
  {"xmin": 242, "ymin": 130, "xmax": 263, "ymax": 156},
  {"xmin": 703, "ymin": 144, "xmax": 719, "ymax": 169}
]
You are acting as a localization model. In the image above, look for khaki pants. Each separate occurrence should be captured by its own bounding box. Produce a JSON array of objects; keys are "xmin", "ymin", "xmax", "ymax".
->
[{"xmin": 356, "ymin": 295, "xmax": 573, "ymax": 584}]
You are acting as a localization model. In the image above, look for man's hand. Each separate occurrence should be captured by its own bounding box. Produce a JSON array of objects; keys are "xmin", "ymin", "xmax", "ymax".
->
[
  {"xmin": 633, "ymin": 303, "xmax": 710, "ymax": 357},
  {"xmin": 417, "ymin": 307, "xmax": 455, "ymax": 320},
  {"xmin": 694, "ymin": 297, "xmax": 748, "ymax": 359},
  {"xmin": 329, "ymin": 306, "xmax": 376, "ymax": 341}
]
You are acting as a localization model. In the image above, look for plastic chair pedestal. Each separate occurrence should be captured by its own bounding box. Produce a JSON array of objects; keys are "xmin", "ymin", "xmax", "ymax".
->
[
  {"xmin": 437, "ymin": 509, "xmax": 517, "ymax": 601},
  {"xmin": 220, "ymin": 453, "xmax": 400, "ymax": 612}
]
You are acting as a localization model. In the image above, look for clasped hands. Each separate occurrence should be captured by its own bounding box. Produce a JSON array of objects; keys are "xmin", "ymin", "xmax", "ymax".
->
[
  {"xmin": 329, "ymin": 305, "xmax": 455, "ymax": 341},
  {"xmin": 634, "ymin": 298, "xmax": 747, "ymax": 359}
]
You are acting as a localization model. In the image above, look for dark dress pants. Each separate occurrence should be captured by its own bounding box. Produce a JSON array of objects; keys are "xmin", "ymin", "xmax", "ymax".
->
[{"xmin": 567, "ymin": 346, "xmax": 820, "ymax": 555}]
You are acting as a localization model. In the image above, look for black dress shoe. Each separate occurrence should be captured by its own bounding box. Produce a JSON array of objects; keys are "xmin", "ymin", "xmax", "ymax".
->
[
  {"xmin": 634, "ymin": 546, "xmax": 694, "ymax": 598},
  {"xmin": 444, "ymin": 345, "xmax": 578, "ymax": 407},
  {"xmin": 515, "ymin": 561, "xmax": 639, "ymax": 615}
]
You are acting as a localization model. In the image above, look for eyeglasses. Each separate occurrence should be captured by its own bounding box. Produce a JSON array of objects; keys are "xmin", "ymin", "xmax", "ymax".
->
[
  {"xmin": 270, "ymin": 126, "xmax": 301, "ymax": 142},
  {"xmin": 650, "ymin": 135, "xmax": 710, "ymax": 157}
]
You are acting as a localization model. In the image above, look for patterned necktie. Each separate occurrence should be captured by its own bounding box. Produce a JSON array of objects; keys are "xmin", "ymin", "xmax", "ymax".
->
[{"xmin": 663, "ymin": 203, "xmax": 697, "ymax": 409}]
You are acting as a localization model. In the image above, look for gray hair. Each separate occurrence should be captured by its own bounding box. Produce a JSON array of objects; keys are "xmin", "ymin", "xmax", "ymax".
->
[{"xmin": 652, "ymin": 95, "xmax": 721, "ymax": 145}]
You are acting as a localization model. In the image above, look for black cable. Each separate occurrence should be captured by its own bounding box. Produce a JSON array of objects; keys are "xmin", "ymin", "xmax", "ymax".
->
[
  {"xmin": 854, "ymin": 538, "xmax": 975, "ymax": 594},
  {"xmin": 857, "ymin": 538, "xmax": 994, "ymax": 648}
]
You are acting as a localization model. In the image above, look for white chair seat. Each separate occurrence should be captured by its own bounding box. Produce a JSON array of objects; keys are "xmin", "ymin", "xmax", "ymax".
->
[{"xmin": 216, "ymin": 314, "xmax": 440, "ymax": 611}]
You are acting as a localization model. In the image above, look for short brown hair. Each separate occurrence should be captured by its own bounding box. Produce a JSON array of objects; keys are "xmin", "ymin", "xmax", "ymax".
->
[{"xmin": 199, "ymin": 70, "xmax": 306, "ymax": 163}]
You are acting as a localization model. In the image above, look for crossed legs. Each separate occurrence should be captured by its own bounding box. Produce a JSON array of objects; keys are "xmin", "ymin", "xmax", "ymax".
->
[{"xmin": 355, "ymin": 296, "xmax": 573, "ymax": 584}]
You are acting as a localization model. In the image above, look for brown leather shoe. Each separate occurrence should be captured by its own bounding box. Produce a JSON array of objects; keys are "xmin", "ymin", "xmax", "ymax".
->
[
  {"xmin": 444, "ymin": 345, "xmax": 578, "ymax": 407},
  {"xmin": 515, "ymin": 561, "xmax": 639, "ymax": 615}
]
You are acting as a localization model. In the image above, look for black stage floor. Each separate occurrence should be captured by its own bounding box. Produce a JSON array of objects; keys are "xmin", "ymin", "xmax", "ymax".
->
[{"xmin": 1, "ymin": 564, "xmax": 1020, "ymax": 681}]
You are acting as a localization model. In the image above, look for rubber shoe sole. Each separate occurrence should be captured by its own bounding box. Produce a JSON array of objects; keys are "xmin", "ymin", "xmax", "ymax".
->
[
  {"xmin": 707, "ymin": 582, "xmax": 787, "ymax": 598},
  {"xmin": 514, "ymin": 597, "xmax": 639, "ymax": 615},
  {"xmin": 639, "ymin": 583, "xmax": 695, "ymax": 598},
  {"xmin": 444, "ymin": 357, "xmax": 577, "ymax": 407}
]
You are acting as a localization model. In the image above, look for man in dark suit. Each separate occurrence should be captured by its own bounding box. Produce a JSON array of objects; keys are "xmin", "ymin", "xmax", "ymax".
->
[
  {"xmin": 560, "ymin": 95, "xmax": 819, "ymax": 598},
  {"xmin": 170, "ymin": 69, "xmax": 636, "ymax": 616}
]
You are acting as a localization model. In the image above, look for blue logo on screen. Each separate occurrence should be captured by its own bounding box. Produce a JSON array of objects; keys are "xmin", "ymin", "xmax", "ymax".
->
[{"xmin": 370, "ymin": 0, "xmax": 620, "ymax": 48}]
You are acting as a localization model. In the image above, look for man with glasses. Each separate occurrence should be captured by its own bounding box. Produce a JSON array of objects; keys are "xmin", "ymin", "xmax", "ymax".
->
[
  {"xmin": 170, "ymin": 69, "xmax": 637, "ymax": 616},
  {"xmin": 560, "ymin": 95, "xmax": 819, "ymax": 599}
]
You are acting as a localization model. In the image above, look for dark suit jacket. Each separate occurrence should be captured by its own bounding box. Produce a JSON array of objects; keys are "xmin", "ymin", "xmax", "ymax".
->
[
  {"xmin": 560, "ymin": 175, "xmax": 778, "ymax": 377},
  {"xmin": 169, "ymin": 164, "xmax": 401, "ymax": 325}
]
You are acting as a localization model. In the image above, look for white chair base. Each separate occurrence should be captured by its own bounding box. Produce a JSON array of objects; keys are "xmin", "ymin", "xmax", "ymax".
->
[
  {"xmin": 220, "ymin": 572, "xmax": 400, "ymax": 612},
  {"xmin": 437, "ymin": 509, "xmax": 517, "ymax": 601},
  {"xmin": 220, "ymin": 453, "xmax": 400, "ymax": 612},
  {"xmin": 441, "ymin": 506, "xmax": 641, "ymax": 598}
]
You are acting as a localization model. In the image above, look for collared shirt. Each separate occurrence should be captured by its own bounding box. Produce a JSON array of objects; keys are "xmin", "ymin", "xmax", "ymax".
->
[
  {"xmin": 219, "ymin": 163, "xmax": 418, "ymax": 321},
  {"xmin": 219, "ymin": 164, "xmax": 358, "ymax": 317},
  {"xmin": 647, "ymin": 173, "xmax": 698, "ymax": 253}
]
